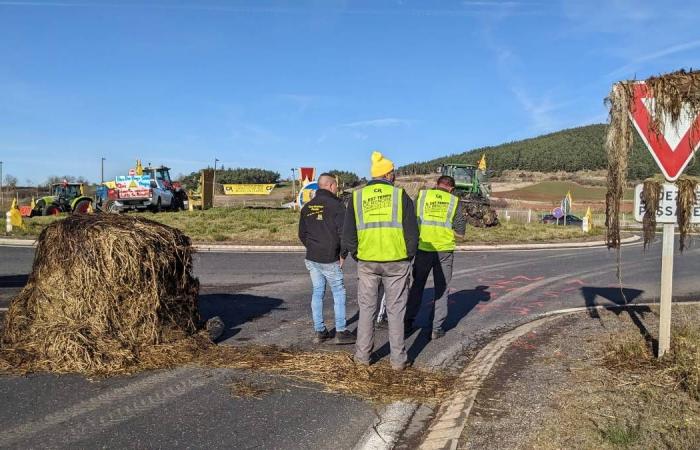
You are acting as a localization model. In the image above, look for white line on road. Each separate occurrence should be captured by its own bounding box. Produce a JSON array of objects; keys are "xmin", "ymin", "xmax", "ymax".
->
[{"xmin": 0, "ymin": 369, "xmax": 191, "ymax": 447}]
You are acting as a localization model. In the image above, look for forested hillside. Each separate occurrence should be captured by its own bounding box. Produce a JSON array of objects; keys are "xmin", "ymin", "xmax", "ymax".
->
[{"xmin": 399, "ymin": 124, "xmax": 700, "ymax": 180}]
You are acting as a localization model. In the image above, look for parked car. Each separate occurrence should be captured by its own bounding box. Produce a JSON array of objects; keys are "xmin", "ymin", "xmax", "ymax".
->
[{"xmin": 541, "ymin": 214, "xmax": 583, "ymax": 226}]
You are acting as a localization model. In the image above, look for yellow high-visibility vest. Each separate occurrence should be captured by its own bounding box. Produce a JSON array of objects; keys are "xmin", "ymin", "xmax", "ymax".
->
[
  {"xmin": 416, "ymin": 189, "xmax": 458, "ymax": 252},
  {"xmin": 353, "ymin": 184, "xmax": 407, "ymax": 261}
]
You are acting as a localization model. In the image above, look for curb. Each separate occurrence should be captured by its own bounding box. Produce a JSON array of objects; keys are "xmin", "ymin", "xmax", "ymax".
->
[
  {"xmin": 0, "ymin": 235, "xmax": 640, "ymax": 252},
  {"xmin": 418, "ymin": 300, "xmax": 700, "ymax": 450}
]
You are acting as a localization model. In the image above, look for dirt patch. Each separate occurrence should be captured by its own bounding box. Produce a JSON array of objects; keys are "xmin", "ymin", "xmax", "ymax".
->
[{"xmin": 460, "ymin": 306, "xmax": 700, "ymax": 449}]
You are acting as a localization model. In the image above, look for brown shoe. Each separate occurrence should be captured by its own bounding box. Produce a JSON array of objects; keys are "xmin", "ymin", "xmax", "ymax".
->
[
  {"xmin": 335, "ymin": 330, "xmax": 356, "ymax": 345},
  {"xmin": 391, "ymin": 362, "xmax": 409, "ymax": 371},
  {"xmin": 353, "ymin": 356, "xmax": 370, "ymax": 366}
]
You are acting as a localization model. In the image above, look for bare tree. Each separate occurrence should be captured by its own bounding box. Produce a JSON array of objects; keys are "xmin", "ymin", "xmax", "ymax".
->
[{"xmin": 4, "ymin": 174, "xmax": 17, "ymax": 190}]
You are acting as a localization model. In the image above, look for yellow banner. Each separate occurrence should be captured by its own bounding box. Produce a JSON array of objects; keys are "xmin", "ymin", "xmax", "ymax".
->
[{"xmin": 223, "ymin": 184, "xmax": 276, "ymax": 195}]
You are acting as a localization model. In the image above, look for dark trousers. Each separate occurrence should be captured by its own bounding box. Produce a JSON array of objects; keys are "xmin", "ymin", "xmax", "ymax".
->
[{"xmin": 405, "ymin": 250, "xmax": 454, "ymax": 331}]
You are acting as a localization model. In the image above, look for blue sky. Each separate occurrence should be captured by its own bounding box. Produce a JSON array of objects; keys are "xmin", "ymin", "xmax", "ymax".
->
[{"xmin": 1, "ymin": 0, "xmax": 699, "ymax": 184}]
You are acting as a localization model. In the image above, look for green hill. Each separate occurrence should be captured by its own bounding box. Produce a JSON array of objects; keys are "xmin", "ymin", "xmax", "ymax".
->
[{"xmin": 399, "ymin": 124, "xmax": 700, "ymax": 180}]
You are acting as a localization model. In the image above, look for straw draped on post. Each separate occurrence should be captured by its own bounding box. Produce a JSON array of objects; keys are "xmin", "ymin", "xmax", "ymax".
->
[{"xmin": 606, "ymin": 70, "xmax": 700, "ymax": 251}]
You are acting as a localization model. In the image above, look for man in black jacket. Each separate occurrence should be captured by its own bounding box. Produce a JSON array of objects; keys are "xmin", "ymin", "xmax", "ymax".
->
[{"xmin": 298, "ymin": 173, "xmax": 355, "ymax": 345}]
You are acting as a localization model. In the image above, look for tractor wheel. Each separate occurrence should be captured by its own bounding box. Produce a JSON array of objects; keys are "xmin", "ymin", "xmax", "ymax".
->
[
  {"xmin": 104, "ymin": 200, "xmax": 121, "ymax": 214},
  {"xmin": 43, "ymin": 205, "xmax": 61, "ymax": 216},
  {"xmin": 172, "ymin": 192, "xmax": 186, "ymax": 211},
  {"xmin": 151, "ymin": 198, "xmax": 162, "ymax": 214},
  {"xmin": 72, "ymin": 199, "xmax": 92, "ymax": 214}
]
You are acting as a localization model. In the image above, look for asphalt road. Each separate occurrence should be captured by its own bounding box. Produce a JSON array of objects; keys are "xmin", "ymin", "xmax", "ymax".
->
[{"xmin": 0, "ymin": 237, "xmax": 699, "ymax": 448}]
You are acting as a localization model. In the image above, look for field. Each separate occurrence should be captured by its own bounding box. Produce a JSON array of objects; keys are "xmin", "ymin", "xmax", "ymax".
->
[
  {"xmin": 493, "ymin": 180, "xmax": 634, "ymax": 203},
  {"xmin": 8, "ymin": 208, "xmax": 604, "ymax": 244}
]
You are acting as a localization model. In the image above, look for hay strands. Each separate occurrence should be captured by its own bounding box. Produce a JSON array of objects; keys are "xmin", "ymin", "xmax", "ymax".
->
[
  {"xmin": 0, "ymin": 214, "xmax": 455, "ymax": 404},
  {"xmin": 606, "ymin": 70, "xmax": 700, "ymax": 250},
  {"xmin": 641, "ymin": 179, "xmax": 662, "ymax": 249}
]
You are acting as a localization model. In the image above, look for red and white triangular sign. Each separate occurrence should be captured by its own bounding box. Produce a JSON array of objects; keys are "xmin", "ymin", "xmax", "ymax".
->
[{"xmin": 629, "ymin": 82, "xmax": 700, "ymax": 181}]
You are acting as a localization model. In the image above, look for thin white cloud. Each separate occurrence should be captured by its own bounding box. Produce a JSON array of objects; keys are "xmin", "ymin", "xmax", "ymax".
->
[
  {"xmin": 340, "ymin": 118, "xmax": 412, "ymax": 128},
  {"xmin": 607, "ymin": 39, "xmax": 700, "ymax": 79}
]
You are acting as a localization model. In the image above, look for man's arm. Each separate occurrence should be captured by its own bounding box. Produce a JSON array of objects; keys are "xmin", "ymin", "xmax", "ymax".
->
[
  {"xmin": 341, "ymin": 197, "xmax": 358, "ymax": 258},
  {"xmin": 335, "ymin": 199, "xmax": 349, "ymax": 259},
  {"xmin": 401, "ymin": 191, "xmax": 419, "ymax": 259},
  {"xmin": 298, "ymin": 206, "xmax": 308, "ymax": 246},
  {"xmin": 453, "ymin": 200, "xmax": 467, "ymax": 238}
]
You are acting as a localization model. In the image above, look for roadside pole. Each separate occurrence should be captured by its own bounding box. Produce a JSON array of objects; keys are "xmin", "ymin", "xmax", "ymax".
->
[{"xmin": 658, "ymin": 222, "xmax": 675, "ymax": 357}]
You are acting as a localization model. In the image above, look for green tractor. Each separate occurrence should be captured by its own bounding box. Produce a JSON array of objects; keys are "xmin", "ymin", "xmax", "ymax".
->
[
  {"xmin": 438, "ymin": 163, "xmax": 499, "ymax": 227},
  {"xmin": 32, "ymin": 183, "xmax": 93, "ymax": 216}
]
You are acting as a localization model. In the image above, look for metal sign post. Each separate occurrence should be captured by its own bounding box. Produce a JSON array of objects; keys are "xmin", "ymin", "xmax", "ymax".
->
[{"xmin": 634, "ymin": 183, "xmax": 700, "ymax": 357}]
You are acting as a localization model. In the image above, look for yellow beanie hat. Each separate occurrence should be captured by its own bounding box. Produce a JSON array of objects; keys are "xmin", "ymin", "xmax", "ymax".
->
[{"xmin": 370, "ymin": 151, "xmax": 394, "ymax": 178}]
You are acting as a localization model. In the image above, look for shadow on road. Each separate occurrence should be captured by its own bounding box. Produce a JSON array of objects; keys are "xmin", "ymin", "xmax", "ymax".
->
[
  {"xmin": 374, "ymin": 285, "xmax": 491, "ymax": 363},
  {"xmin": 581, "ymin": 286, "xmax": 656, "ymax": 352},
  {"xmin": 0, "ymin": 275, "xmax": 29, "ymax": 288},
  {"xmin": 198, "ymin": 293, "xmax": 285, "ymax": 340}
]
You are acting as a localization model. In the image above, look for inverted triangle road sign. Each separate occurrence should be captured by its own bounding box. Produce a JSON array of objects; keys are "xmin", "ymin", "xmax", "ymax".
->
[{"xmin": 629, "ymin": 82, "xmax": 700, "ymax": 181}]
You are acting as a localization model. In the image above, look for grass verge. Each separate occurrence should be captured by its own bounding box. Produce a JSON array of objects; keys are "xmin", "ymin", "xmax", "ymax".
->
[
  {"xmin": 531, "ymin": 309, "xmax": 700, "ymax": 449},
  {"xmin": 6, "ymin": 208, "xmax": 606, "ymax": 245}
]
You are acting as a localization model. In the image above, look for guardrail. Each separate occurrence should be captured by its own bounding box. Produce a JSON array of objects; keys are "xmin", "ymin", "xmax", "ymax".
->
[{"xmin": 494, "ymin": 209, "xmax": 641, "ymax": 228}]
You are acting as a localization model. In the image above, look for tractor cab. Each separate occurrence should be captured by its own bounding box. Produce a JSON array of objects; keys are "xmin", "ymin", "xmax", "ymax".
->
[
  {"xmin": 51, "ymin": 183, "xmax": 83, "ymax": 203},
  {"xmin": 142, "ymin": 166, "xmax": 175, "ymax": 189},
  {"xmin": 438, "ymin": 163, "xmax": 489, "ymax": 198}
]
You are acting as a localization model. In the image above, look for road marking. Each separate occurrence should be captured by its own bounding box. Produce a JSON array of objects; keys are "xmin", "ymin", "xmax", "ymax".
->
[
  {"xmin": 419, "ymin": 301, "xmax": 700, "ymax": 450},
  {"xmin": 57, "ymin": 370, "xmax": 230, "ymax": 447},
  {"xmin": 0, "ymin": 368, "xmax": 192, "ymax": 447}
]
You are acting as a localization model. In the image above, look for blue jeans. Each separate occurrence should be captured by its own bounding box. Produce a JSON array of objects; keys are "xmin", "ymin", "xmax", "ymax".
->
[{"xmin": 304, "ymin": 259, "xmax": 347, "ymax": 332}]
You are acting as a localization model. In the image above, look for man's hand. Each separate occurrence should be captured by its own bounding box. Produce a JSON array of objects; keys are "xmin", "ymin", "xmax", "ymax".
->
[{"xmin": 339, "ymin": 257, "xmax": 345, "ymax": 269}]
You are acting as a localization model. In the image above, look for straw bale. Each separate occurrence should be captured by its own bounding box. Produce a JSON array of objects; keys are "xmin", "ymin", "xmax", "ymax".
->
[{"xmin": 0, "ymin": 214, "xmax": 199, "ymax": 374}]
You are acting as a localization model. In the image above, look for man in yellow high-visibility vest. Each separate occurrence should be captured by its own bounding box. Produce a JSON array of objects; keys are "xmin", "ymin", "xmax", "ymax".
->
[
  {"xmin": 405, "ymin": 175, "xmax": 466, "ymax": 340},
  {"xmin": 342, "ymin": 151, "xmax": 418, "ymax": 371}
]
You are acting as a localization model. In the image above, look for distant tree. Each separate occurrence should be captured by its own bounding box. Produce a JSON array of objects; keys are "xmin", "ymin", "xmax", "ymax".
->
[
  {"xmin": 327, "ymin": 170, "xmax": 360, "ymax": 189},
  {"xmin": 178, "ymin": 167, "xmax": 280, "ymax": 190},
  {"xmin": 3, "ymin": 174, "xmax": 17, "ymax": 189},
  {"xmin": 396, "ymin": 123, "xmax": 691, "ymax": 181}
]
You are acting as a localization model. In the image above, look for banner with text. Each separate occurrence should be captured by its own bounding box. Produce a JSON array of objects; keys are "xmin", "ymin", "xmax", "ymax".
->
[{"xmin": 223, "ymin": 184, "xmax": 276, "ymax": 195}]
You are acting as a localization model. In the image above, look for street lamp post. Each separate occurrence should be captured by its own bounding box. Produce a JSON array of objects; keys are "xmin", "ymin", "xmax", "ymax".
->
[
  {"xmin": 101, "ymin": 157, "xmax": 106, "ymax": 184},
  {"xmin": 0, "ymin": 161, "xmax": 4, "ymax": 212}
]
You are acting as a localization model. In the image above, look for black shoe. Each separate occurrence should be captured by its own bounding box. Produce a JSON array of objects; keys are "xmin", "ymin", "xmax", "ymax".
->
[
  {"xmin": 431, "ymin": 328, "xmax": 445, "ymax": 340},
  {"xmin": 313, "ymin": 329, "xmax": 330, "ymax": 343},
  {"xmin": 335, "ymin": 330, "xmax": 356, "ymax": 345}
]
